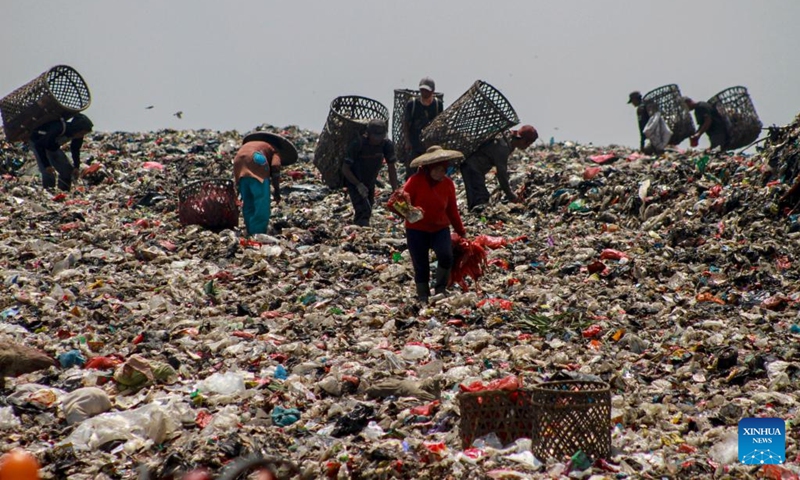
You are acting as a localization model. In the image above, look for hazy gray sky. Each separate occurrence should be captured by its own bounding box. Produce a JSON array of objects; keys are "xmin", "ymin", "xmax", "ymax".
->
[{"xmin": 2, "ymin": 1, "xmax": 798, "ymax": 149}]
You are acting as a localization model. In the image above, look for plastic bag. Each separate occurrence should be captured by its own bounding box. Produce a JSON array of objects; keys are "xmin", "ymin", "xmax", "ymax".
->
[
  {"xmin": 459, "ymin": 375, "xmax": 521, "ymax": 393},
  {"xmin": 386, "ymin": 189, "xmax": 423, "ymax": 223},
  {"xmin": 643, "ymin": 111, "xmax": 672, "ymax": 151}
]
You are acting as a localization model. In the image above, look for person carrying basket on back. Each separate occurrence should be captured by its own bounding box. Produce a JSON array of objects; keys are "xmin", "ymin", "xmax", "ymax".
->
[
  {"xmin": 460, "ymin": 124, "xmax": 538, "ymax": 212},
  {"xmin": 29, "ymin": 113, "xmax": 93, "ymax": 191},
  {"xmin": 342, "ymin": 119, "xmax": 399, "ymax": 227},
  {"xmin": 402, "ymin": 77, "xmax": 444, "ymax": 179}
]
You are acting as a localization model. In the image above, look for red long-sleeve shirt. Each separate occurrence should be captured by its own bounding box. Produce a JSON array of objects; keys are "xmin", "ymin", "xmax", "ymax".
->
[{"xmin": 403, "ymin": 171, "xmax": 466, "ymax": 236}]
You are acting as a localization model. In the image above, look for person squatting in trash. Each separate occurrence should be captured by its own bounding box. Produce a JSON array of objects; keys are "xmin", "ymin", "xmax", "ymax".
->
[
  {"xmin": 460, "ymin": 124, "xmax": 538, "ymax": 211},
  {"xmin": 402, "ymin": 76, "xmax": 443, "ymax": 179},
  {"xmin": 233, "ymin": 132, "xmax": 297, "ymax": 236},
  {"xmin": 403, "ymin": 146, "xmax": 467, "ymax": 303},
  {"xmin": 29, "ymin": 113, "xmax": 94, "ymax": 191},
  {"xmin": 342, "ymin": 119, "xmax": 399, "ymax": 227},
  {"xmin": 683, "ymin": 96, "xmax": 730, "ymax": 151}
]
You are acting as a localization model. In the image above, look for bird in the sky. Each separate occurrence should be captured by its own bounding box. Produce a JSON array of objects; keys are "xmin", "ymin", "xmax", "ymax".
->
[
  {"xmin": 145, "ymin": 105, "xmax": 154, "ymax": 110},
  {"xmin": 174, "ymin": 111, "xmax": 183, "ymax": 119}
]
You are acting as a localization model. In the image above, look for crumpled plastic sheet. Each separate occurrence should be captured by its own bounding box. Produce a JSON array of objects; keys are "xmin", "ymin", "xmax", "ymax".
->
[{"xmin": 2, "ymin": 120, "xmax": 800, "ymax": 478}]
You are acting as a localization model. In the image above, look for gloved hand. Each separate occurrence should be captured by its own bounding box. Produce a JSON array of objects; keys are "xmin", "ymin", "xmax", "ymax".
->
[
  {"xmin": 357, "ymin": 183, "xmax": 369, "ymax": 198},
  {"xmin": 45, "ymin": 166, "xmax": 56, "ymax": 175}
]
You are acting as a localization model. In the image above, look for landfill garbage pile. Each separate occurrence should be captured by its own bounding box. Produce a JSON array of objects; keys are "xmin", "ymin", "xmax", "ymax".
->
[{"xmin": 1, "ymin": 119, "xmax": 800, "ymax": 480}]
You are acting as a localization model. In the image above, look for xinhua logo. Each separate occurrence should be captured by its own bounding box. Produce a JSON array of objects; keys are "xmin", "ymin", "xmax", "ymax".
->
[{"xmin": 738, "ymin": 418, "xmax": 785, "ymax": 464}]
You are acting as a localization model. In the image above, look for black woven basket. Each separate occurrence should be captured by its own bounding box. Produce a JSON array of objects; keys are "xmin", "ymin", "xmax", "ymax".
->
[
  {"xmin": 458, "ymin": 389, "xmax": 534, "ymax": 448},
  {"xmin": 0, "ymin": 65, "xmax": 91, "ymax": 142},
  {"xmin": 708, "ymin": 86, "xmax": 762, "ymax": 150},
  {"xmin": 530, "ymin": 380, "xmax": 611, "ymax": 460},
  {"xmin": 392, "ymin": 88, "xmax": 445, "ymax": 169},
  {"xmin": 643, "ymin": 84, "xmax": 695, "ymax": 145},
  {"xmin": 313, "ymin": 96, "xmax": 389, "ymax": 189},
  {"xmin": 420, "ymin": 80, "xmax": 519, "ymax": 158},
  {"xmin": 178, "ymin": 179, "xmax": 239, "ymax": 231}
]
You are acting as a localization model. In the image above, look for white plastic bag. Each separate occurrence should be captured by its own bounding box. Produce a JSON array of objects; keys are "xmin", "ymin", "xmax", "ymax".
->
[{"xmin": 643, "ymin": 111, "xmax": 672, "ymax": 151}]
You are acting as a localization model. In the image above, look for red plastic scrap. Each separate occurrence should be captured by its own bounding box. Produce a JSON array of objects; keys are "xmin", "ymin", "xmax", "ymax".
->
[
  {"xmin": 476, "ymin": 298, "xmax": 513, "ymax": 310},
  {"xmin": 583, "ymin": 166, "xmax": 602, "ymax": 180},
  {"xmin": 487, "ymin": 258, "xmax": 510, "ymax": 270},
  {"xmin": 589, "ymin": 153, "xmax": 617, "ymax": 164},
  {"xmin": 142, "ymin": 161, "xmax": 164, "ymax": 170},
  {"xmin": 761, "ymin": 464, "xmax": 800, "ymax": 480},
  {"xmin": 459, "ymin": 375, "xmax": 521, "ymax": 393},
  {"xmin": 84, "ymin": 356, "xmax": 123, "ymax": 370},
  {"xmin": 195, "ymin": 410, "xmax": 213, "ymax": 428},
  {"xmin": 474, "ymin": 235, "xmax": 508, "ymax": 249},
  {"xmin": 599, "ymin": 249, "xmax": 628, "ymax": 260},
  {"xmin": 582, "ymin": 324, "xmax": 602, "ymax": 338},
  {"xmin": 587, "ymin": 260, "xmax": 606, "ymax": 274},
  {"xmin": 410, "ymin": 400, "xmax": 440, "ymax": 416},
  {"xmin": 60, "ymin": 222, "xmax": 82, "ymax": 232},
  {"xmin": 232, "ymin": 331, "xmax": 255, "ymax": 339}
]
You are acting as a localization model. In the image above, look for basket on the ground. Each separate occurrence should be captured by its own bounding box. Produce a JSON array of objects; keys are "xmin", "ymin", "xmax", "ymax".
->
[
  {"xmin": 420, "ymin": 80, "xmax": 519, "ymax": 159},
  {"xmin": 0, "ymin": 65, "xmax": 92, "ymax": 142},
  {"xmin": 313, "ymin": 96, "xmax": 389, "ymax": 189},
  {"xmin": 458, "ymin": 389, "xmax": 534, "ymax": 448},
  {"xmin": 178, "ymin": 179, "xmax": 239, "ymax": 230},
  {"xmin": 392, "ymin": 88, "xmax": 445, "ymax": 168},
  {"xmin": 530, "ymin": 380, "xmax": 611, "ymax": 460},
  {"xmin": 643, "ymin": 84, "xmax": 695, "ymax": 145},
  {"xmin": 708, "ymin": 86, "xmax": 762, "ymax": 150}
]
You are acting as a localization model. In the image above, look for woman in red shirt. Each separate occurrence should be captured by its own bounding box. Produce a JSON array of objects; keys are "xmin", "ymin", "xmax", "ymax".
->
[{"xmin": 404, "ymin": 146, "xmax": 467, "ymax": 303}]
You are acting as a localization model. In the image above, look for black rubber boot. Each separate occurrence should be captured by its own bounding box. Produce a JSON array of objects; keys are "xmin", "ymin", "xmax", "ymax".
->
[
  {"xmin": 415, "ymin": 283, "xmax": 430, "ymax": 303},
  {"xmin": 434, "ymin": 267, "xmax": 451, "ymax": 295}
]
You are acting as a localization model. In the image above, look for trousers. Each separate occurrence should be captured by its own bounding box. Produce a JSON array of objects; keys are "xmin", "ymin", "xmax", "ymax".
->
[{"xmin": 239, "ymin": 177, "xmax": 271, "ymax": 235}]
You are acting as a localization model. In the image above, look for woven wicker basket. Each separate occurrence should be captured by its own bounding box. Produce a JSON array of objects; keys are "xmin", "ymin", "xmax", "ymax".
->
[
  {"xmin": 313, "ymin": 96, "xmax": 389, "ymax": 189},
  {"xmin": 458, "ymin": 389, "xmax": 534, "ymax": 448},
  {"xmin": 643, "ymin": 84, "xmax": 695, "ymax": 145},
  {"xmin": 420, "ymin": 80, "xmax": 519, "ymax": 159},
  {"xmin": 708, "ymin": 86, "xmax": 762, "ymax": 150},
  {"xmin": 178, "ymin": 179, "xmax": 239, "ymax": 230},
  {"xmin": 392, "ymin": 88, "xmax": 445, "ymax": 168},
  {"xmin": 0, "ymin": 65, "xmax": 91, "ymax": 142},
  {"xmin": 530, "ymin": 380, "xmax": 611, "ymax": 460}
]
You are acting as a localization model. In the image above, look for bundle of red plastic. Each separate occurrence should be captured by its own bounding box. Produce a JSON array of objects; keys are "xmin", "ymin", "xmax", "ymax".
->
[
  {"xmin": 459, "ymin": 375, "xmax": 521, "ymax": 393},
  {"xmin": 450, "ymin": 233, "xmax": 488, "ymax": 291}
]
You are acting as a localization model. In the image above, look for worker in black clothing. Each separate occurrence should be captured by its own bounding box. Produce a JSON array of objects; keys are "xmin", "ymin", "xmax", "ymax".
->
[
  {"xmin": 29, "ymin": 113, "xmax": 93, "ymax": 191},
  {"xmin": 402, "ymin": 77, "xmax": 443, "ymax": 179},
  {"xmin": 460, "ymin": 125, "xmax": 538, "ymax": 211},
  {"xmin": 683, "ymin": 96, "xmax": 730, "ymax": 150},
  {"xmin": 628, "ymin": 91, "xmax": 656, "ymax": 152},
  {"xmin": 342, "ymin": 119, "xmax": 399, "ymax": 226}
]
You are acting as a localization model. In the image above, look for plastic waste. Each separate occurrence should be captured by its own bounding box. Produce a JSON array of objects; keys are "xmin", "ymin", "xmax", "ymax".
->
[
  {"xmin": 57, "ymin": 350, "xmax": 86, "ymax": 368},
  {"xmin": 197, "ymin": 372, "xmax": 246, "ymax": 396},
  {"xmin": 271, "ymin": 406, "xmax": 301, "ymax": 427}
]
